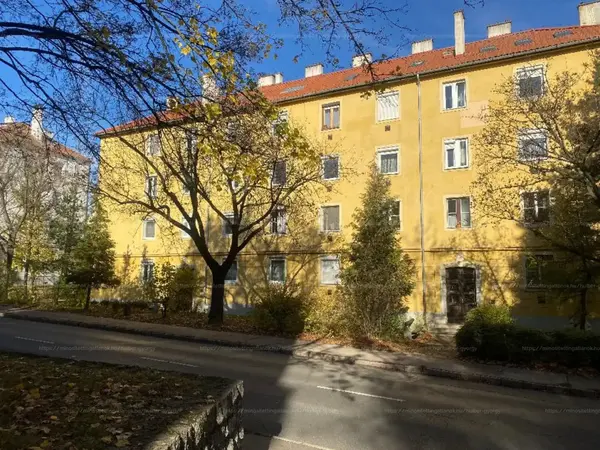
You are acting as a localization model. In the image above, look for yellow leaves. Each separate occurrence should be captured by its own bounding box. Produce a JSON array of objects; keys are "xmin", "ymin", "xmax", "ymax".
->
[
  {"xmin": 29, "ymin": 388, "xmax": 40, "ymax": 399},
  {"xmin": 180, "ymin": 46, "xmax": 192, "ymax": 56},
  {"xmin": 206, "ymin": 26, "xmax": 219, "ymax": 45},
  {"xmin": 101, "ymin": 436, "xmax": 112, "ymax": 444},
  {"xmin": 49, "ymin": 415, "xmax": 58, "ymax": 421},
  {"xmin": 115, "ymin": 437, "xmax": 130, "ymax": 447}
]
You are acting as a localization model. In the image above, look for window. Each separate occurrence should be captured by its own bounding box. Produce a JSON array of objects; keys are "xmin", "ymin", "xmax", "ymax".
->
[
  {"xmin": 223, "ymin": 213, "xmax": 235, "ymax": 236},
  {"xmin": 522, "ymin": 190, "xmax": 550, "ymax": 225},
  {"xmin": 519, "ymin": 130, "xmax": 548, "ymax": 160},
  {"xmin": 446, "ymin": 197, "xmax": 471, "ymax": 229},
  {"xmin": 322, "ymin": 102, "xmax": 340, "ymax": 130},
  {"xmin": 143, "ymin": 218, "xmax": 156, "ymax": 239},
  {"xmin": 320, "ymin": 256, "xmax": 340, "ymax": 285},
  {"xmin": 181, "ymin": 216, "xmax": 191, "ymax": 239},
  {"xmin": 269, "ymin": 257, "xmax": 286, "ymax": 283},
  {"xmin": 444, "ymin": 138, "xmax": 469, "ymax": 169},
  {"xmin": 525, "ymin": 254, "xmax": 554, "ymax": 289},
  {"xmin": 141, "ymin": 259, "xmax": 155, "ymax": 283},
  {"xmin": 443, "ymin": 80, "xmax": 466, "ymax": 110},
  {"xmin": 146, "ymin": 134, "xmax": 160, "ymax": 156},
  {"xmin": 224, "ymin": 260, "xmax": 238, "ymax": 284},
  {"xmin": 320, "ymin": 205, "xmax": 340, "ymax": 232},
  {"xmin": 516, "ymin": 66, "xmax": 544, "ymax": 98},
  {"xmin": 270, "ymin": 206, "xmax": 286, "ymax": 235},
  {"xmin": 376, "ymin": 91, "xmax": 400, "ymax": 122},
  {"xmin": 322, "ymin": 156, "xmax": 340, "ymax": 180},
  {"xmin": 145, "ymin": 175, "xmax": 157, "ymax": 199},
  {"xmin": 272, "ymin": 160, "xmax": 286, "ymax": 186},
  {"xmin": 377, "ymin": 147, "xmax": 399, "ymax": 175},
  {"xmin": 389, "ymin": 200, "xmax": 401, "ymax": 229}
]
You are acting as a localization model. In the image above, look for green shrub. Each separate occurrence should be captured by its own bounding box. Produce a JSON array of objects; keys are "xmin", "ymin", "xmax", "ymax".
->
[
  {"xmin": 456, "ymin": 320, "xmax": 600, "ymax": 369},
  {"xmin": 251, "ymin": 283, "xmax": 309, "ymax": 335},
  {"xmin": 304, "ymin": 290, "xmax": 347, "ymax": 336},
  {"xmin": 464, "ymin": 303, "xmax": 513, "ymax": 326}
]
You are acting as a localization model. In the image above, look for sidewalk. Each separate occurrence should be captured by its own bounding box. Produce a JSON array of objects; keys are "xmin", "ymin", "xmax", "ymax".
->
[{"xmin": 2, "ymin": 306, "xmax": 600, "ymax": 398}]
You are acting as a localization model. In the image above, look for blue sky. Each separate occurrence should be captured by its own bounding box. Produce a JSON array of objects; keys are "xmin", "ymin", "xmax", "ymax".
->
[{"xmin": 0, "ymin": 0, "xmax": 586, "ymax": 124}]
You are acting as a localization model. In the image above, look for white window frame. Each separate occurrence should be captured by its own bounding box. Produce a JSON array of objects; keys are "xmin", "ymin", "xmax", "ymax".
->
[
  {"xmin": 268, "ymin": 257, "xmax": 287, "ymax": 284},
  {"xmin": 181, "ymin": 216, "xmax": 191, "ymax": 239},
  {"xmin": 145, "ymin": 175, "xmax": 158, "ymax": 199},
  {"xmin": 516, "ymin": 65, "xmax": 545, "ymax": 98},
  {"xmin": 320, "ymin": 255, "xmax": 340, "ymax": 285},
  {"xmin": 443, "ymin": 138, "xmax": 469, "ymax": 170},
  {"xmin": 376, "ymin": 146, "xmax": 400, "ymax": 175},
  {"xmin": 518, "ymin": 129, "xmax": 548, "ymax": 161},
  {"xmin": 269, "ymin": 205, "xmax": 287, "ymax": 235},
  {"xmin": 376, "ymin": 90, "xmax": 400, "ymax": 122},
  {"xmin": 145, "ymin": 134, "xmax": 160, "ymax": 156},
  {"xmin": 142, "ymin": 218, "xmax": 156, "ymax": 240},
  {"xmin": 389, "ymin": 199, "xmax": 402, "ymax": 230},
  {"xmin": 222, "ymin": 212, "xmax": 235, "ymax": 236},
  {"xmin": 224, "ymin": 259, "xmax": 238, "ymax": 284},
  {"xmin": 319, "ymin": 204, "xmax": 341, "ymax": 233},
  {"xmin": 322, "ymin": 155, "xmax": 340, "ymax": 181},
  {"xmin": 322, "ymin": 102, "xmax": 341, "ymax": 130},
  {"xmin": 141, "ymin": 259, "xmax": 155, "ymax": 283},
  {"xmin": 442, "ymin": 80, "xmax": 467, "ymax": 111},
  {"xmin": 521, "ymin": 189, "xmax": 551, "ymax": 226},
  {"xmin": 524, "ymin": 253, "xmax": 554, "ymax": 290},
  {"xmin": 444, "ymin": 196, "xmax": 472, "ymax": 230}
]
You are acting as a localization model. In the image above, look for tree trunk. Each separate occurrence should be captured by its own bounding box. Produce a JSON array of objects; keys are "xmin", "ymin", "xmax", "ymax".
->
[
  {"xmin": 23, "ymin": 260, "xmax": 30, "ymax": 303},
  {"xmin": 579, "ymin": 272, "xmax": 592, "ymax": 331},
  {"xmin": 84, "ymin": 283, "xmax": 92, "ymax": 311},
  {"xmin": 3, "ymin": 250, "xmax": 14, "ymax": 303},
  {"xmin": 207, "ymin": 269, "xmax": 226, "ymax": 325}
]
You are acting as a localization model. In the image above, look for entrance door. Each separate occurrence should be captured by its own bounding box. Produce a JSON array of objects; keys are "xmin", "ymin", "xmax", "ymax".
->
[{"xmin": 445, "ymin": 267, "xmax": 477, "ymax": 323}]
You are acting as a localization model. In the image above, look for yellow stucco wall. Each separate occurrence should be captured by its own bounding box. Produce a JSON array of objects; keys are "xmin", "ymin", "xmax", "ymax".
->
[{"xmin": 99, "ymin": 44, "xmax": 600, "ymax": 326}]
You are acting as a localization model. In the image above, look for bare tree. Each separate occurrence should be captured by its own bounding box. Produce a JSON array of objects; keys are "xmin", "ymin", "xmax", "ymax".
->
[{"xmin": 472, "ymin": 54, "xmax": 600, "ymax": 329}]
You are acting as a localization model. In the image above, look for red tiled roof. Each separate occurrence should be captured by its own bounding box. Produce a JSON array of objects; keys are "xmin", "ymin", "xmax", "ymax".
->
[
  {"xmin": 98, "ymin": 25, "xmax": 600, "ymax": 137},
  {"xmin": 0, "ymin": 122, "xmax": 91, "ymax": 164}
]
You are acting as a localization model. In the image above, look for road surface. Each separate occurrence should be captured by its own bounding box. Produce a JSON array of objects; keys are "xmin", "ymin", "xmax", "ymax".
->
[{"xmin": 0, "ymin": 317, "xmax": 599, "ymax": 449}]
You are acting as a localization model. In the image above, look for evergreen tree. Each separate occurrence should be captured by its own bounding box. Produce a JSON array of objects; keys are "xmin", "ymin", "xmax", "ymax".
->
[
  {"xmin": 67, "ymin": 201, "xmax": 117, "ymax": 309},
  {"xmin": 340, "ymin": 165, "xmax": 415, "ymax": 338}
]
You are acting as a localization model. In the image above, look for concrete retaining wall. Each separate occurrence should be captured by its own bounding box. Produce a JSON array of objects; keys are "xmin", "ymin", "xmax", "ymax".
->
[{"xmin": 146, "ymin": 380, "xmax": 244, "ymax": 450}]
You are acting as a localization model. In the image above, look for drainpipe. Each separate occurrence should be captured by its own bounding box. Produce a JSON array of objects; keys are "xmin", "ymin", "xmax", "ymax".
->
[{"xmin": 416, "ymin": 73, "xmax": 428, "ymax": 328}]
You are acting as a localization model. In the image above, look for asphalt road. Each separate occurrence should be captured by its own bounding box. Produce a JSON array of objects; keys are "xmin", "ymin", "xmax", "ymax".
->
[{"xmin": 1, "ymin": 317, "xmax": 599, "ymax": 450}]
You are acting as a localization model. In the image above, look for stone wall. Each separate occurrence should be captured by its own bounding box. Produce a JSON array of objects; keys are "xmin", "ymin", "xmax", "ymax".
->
[{"xmin": 146, "ymin": 380, "xmax": 244, "ymax": 450}]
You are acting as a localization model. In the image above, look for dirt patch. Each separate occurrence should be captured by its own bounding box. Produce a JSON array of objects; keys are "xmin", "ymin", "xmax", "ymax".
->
[{"xmin": 0, "ymin": 352, "xmax": 229, "ymax": 450}]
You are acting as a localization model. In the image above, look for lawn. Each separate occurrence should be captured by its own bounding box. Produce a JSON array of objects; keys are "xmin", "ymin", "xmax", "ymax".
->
[{"xmin": 0, "ymin": 352, "xmax": 230, "ymax": 450}]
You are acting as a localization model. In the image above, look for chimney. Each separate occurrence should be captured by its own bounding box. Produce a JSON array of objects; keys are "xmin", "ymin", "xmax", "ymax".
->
[
  {"xmin": 412, "ymin": 39, "xmax": 433, "ymax": 54},
  {"xmin": 487, "ymin": 21, "xmax": 512, "ymax": 38},
  {"xmin": 579, "ymin": 1, "xmax": 600, "ymax": 25},
  {"xmin": 30, "ymin": 105, "xmax": 44, "ymax": 141},
  {"xmin": 201, "ymin": 74, "xmax": 220, "ymax": 104},
  {"xmin": 305, "ymin": 63, "xmax": 324, "ymax": 78},
  {"xmin": 3, "ymin": 116, "xmax": 15, "ymax": 124},
  {"xmin": 352, "ymin": 53, "xmax": 373, "ymax": 68},
  {"xmin": 274, "ymin": 73, "xmax": 284, "ymax": 84},
  {"xmin": 454, "ymin": 10, "xmax": 465, "ymax": 56}
]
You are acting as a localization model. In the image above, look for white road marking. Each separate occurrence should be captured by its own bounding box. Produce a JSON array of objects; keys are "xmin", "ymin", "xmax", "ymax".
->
[
  {"xmin": 15, "ymin": 336, "xmax": 54, "ymax": 344},
  {"xmin": 270, "ymin": 435, "xmax": 337, "ymax": 450},
  {"xmin": 316, "ymin": 385, "xmax": 405, "ymax": 403},
  {"xmin": 140, "ymin": 356, "xmax": 198, "ymax": 368}
]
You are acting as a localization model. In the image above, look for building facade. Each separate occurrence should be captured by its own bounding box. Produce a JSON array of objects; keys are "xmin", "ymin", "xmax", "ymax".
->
[{"xmin": 98, "ymin": 3, "xmax": 600, "ymax": 330}]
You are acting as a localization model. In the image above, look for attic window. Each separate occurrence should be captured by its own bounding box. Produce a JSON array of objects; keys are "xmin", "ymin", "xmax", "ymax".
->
[
  {"xmin": 515, "ymin": 38, "xmax": 533, "ymax": 46},
  {"xmin": 345, "ymin": 74, "xmax": 359, "ymax": 81},
  {"xmin": 553, "ymin": 30, "xmax": 573, "ymax": 38},
  {"xmin": 410, "ymin": 60, "xmax": 424, "ymax": 67},
  {"xmin": 480, "ymin": 45, "xmax": 497, "ymax": 53},
  {"xmin": 281, "ymin": 86, "xmax": 304, "ymax": 94}
]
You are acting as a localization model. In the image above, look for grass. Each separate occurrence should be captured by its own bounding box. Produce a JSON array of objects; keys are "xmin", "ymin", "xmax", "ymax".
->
[{"xmin": 0, "ymin": 352, "xmax": 230, "ymax": 450}]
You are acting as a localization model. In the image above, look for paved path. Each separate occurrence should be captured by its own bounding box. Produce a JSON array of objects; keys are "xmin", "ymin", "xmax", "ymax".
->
[{"xmin": 1, "ymin": 316, "xmax": 600, "ymax": 449}]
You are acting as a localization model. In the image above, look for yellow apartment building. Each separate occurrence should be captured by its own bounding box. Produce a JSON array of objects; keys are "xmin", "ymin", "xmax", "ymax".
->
[{"xmin": 98, "ymin": 3, "xmax": 600, "ymax": 331}]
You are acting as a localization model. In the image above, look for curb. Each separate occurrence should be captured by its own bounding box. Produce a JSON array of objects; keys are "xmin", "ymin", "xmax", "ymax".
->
[{"xmin": 3, "ymin": 311, "xmax": 600, "ymax": 399}]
